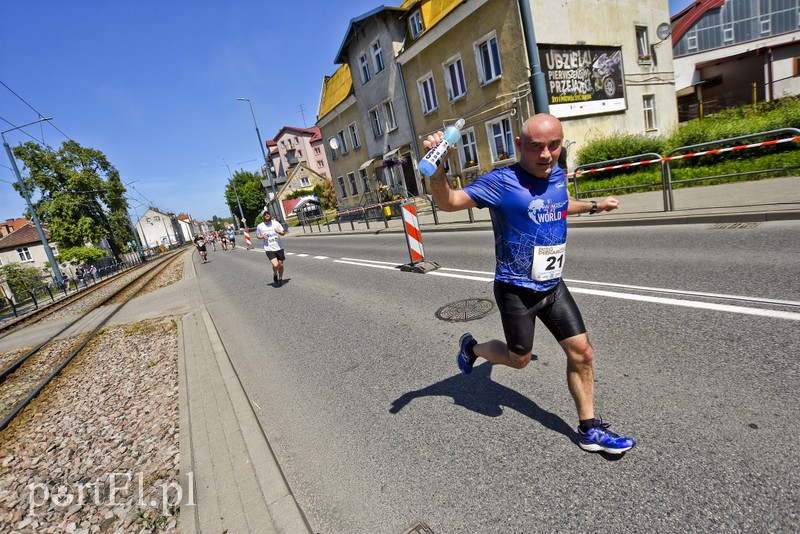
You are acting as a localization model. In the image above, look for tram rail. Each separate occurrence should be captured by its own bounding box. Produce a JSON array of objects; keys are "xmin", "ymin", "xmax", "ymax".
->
[{"xmin": 0, "ymin": 251, "xmax": 185, "ymax": 431}]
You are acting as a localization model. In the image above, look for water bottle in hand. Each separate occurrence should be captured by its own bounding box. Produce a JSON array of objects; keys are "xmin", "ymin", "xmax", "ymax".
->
[{"xmin": 419, "ymin": 118, "xmax": 465, "ymax": 176}]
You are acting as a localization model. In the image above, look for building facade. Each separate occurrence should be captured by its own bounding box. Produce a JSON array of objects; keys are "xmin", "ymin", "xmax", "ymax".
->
[
  {"xmin": 318, "ymin": 0, "xmax": 676, "ymax": 207},
  {"xmin": 672, "ymin": 0, "xmax": 800, "ymax": 121}
]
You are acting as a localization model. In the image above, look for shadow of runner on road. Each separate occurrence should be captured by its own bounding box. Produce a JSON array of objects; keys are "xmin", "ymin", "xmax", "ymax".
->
[{"xmin": 389, "ymin": 361, "xmax": 576, "ymax": 443}]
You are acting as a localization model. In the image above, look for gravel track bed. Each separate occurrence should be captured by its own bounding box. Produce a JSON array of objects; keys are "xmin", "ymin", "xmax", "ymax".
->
[{"xmin": 0, "ymin": 258, "xmax": 185, "ymax": 533}]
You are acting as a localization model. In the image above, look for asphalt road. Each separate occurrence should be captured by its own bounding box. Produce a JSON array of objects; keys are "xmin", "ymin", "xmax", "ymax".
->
[{"xmin": 194, "ymin": 220, "xmax": 800, "ymax": 533}]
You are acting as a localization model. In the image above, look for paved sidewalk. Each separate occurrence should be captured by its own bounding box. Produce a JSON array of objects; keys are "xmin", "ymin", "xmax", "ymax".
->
[{"xmin": 178, "ymin": 252, "xmax": 312, "ymax": 533}]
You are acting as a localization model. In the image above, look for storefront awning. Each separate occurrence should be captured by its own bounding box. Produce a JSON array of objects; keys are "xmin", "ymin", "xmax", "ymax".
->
[{"xmin": 359, "ymin": 158, "xmax": 376, "ymax": 170}]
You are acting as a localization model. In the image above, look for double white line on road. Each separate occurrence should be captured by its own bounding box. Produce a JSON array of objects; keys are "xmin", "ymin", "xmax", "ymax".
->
[{"xmin": 326, "ymin": 257, "xmax": 800, "ymax": 322}]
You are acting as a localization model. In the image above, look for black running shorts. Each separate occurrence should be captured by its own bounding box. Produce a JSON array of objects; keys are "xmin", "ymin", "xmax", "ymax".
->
[
  {"xmin": 265, "ymin": 249, "xmax": 286, "ymax": 261},
  {"xmin": 493, "ymin": 279, "xmax": 587, "ymax": 356}
]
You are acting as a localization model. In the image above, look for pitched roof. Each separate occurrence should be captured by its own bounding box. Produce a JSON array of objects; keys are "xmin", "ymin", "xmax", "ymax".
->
[
  {"xmin": 273, "ymin": 125, "xmax": 322, "ymax": 142},
  {"xmin": 1, "ymin": 217, "xmax": 29, "ymax": 236},
  {"xmin": 0, "ymin": 222, "xmax": 48, "ymax": 250},
  {"xmin": 318, "ymin": 64, "xmax": 353, "ymax": 120},
  {"xmin": 334, "ymin": 5, "xmax": 408, "ymax": 64},
  {"xmin": 671, "ymin": 0, "xmax": 725, "ymax": 43}
]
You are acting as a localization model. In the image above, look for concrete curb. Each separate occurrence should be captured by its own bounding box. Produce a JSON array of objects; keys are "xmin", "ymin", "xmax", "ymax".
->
[{"xmin": 178, "ymin": 249, "xmax": 313, "ymax": 533}]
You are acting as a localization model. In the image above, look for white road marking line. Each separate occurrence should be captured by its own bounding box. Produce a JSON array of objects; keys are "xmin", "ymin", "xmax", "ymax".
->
[
  {"xmin": 563, "ymin": 278, "xmax": 800, "ymax": 308},
  {"xmin": 314, "ymin": 256, "xmax": 328, "ymax": 259},
  {"xmin": 569, "ymin": 287, "xmax": 800, "ymax": 321},
  {"xmin": 297, "ymin": 253, "xmax": 309, "ymax": 257},
  {"xmin": 340, "ymin": 257, "xmax": 398, "ymax": 266},
  {"xmin": 289, "ymin": 254, "xmax": 800, "ymax": 320},
  {"xmin": 333, "ymin": 259, "xmax": 398, "ymax": 270}
]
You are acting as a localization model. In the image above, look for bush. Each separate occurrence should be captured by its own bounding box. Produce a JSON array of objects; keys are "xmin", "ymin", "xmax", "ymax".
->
[{"xmin": 575, "ymin": 133, "xmax": 665, "ymax": 167}]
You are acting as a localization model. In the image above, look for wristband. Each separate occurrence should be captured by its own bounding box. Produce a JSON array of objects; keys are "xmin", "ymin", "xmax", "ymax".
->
[{"xmin": 589, "ymin": 200, "xmax": 597, "ymax": 215}]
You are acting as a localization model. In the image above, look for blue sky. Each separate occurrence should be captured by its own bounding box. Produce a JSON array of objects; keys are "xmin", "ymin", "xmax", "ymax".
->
[
  {"xmin": 2, "ymin": 0, "xmax": 694, "ymax": 223},
  {"xmin": 1, "ymin": 0, "xmax": 383, "ymax": 223}
]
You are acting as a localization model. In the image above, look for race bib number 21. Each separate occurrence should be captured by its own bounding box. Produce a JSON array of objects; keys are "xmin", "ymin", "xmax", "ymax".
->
[{"xmin": 531, "ymin": 243, "xmax": 566, "ymax": 281}]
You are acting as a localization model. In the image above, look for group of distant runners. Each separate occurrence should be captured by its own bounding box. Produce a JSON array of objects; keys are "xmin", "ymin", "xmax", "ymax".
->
[
  {"xmin": 192, "ymin": 227, "xmax": 238, "ymax": 263},
  {"xmin": 193, "ymin": 214, "xmax": 286, "ymax": 287}
]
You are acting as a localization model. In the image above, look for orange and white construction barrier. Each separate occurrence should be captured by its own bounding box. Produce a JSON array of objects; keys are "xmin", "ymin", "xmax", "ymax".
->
[
  {"xmin": 399, "ymin": 202, "xmax": 438, "ymax": 273},
  {"xmin": 243, "ymin": 228, "xmax": 253, "ymax": 249}
]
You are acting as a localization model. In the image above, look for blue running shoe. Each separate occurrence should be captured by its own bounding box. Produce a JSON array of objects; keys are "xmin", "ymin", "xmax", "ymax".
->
[
  {"xmin": 577, "ymin": 420, "xmax": 635, "ymax": 454},
  {"xmin": 457, "ymin": 333, "xmax": 477, "ymax": 374}
]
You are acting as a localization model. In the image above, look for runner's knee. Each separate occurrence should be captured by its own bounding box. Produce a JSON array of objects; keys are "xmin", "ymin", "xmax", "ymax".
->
[{"xmin": 508, "ymin": 350, "xmax": 532, "ymax": 369}]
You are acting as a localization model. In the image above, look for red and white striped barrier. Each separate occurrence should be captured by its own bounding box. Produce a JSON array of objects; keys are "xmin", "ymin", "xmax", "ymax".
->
[
  {"xmin": 243, "ymin": 229, "xmax": 253, "ymax": 249},
  {"xmin": 570, "ymin": 135, "xmax": 800, "ymax": 178},
  {"xmin": 398, "ymin": 201, "xmax": 439, "ymax": 273},
  {"xmin": 400, "ymin": 202, "xmax": 424, "ymax": 263}
]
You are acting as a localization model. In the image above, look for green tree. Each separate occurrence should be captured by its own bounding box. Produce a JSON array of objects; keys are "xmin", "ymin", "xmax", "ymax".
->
[
  {"xmin": 224, "ymin": 169, "xmax": 266, "ymax": 227},
  {"xmin": 320, "ymin": 178, "xmax": 338, "ymax": 211},
  {"xmin": 0, "ymin": 263, "xmax": 44, "ymax": 298},
  {"xmin": 11, "ymin": 140, "xmax": 134, "ymax": 260},
  {"xmin": 56, "ymin": 246, "xmax": 109, "ymax": 266}
]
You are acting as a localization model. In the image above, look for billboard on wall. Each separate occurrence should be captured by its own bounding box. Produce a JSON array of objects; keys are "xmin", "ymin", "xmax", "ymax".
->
[{"xmin": 538, "ymin": 44, "xmax": 626, "ymax": 118}]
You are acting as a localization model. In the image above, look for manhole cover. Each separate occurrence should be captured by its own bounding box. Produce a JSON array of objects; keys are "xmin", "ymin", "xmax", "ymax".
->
[
  {"xmin": 435, "ymin": 298, "xmax": 494, "ymax": 322},
  {"xmin": 401, "ymin": 521, "xmax": 435, "ymax": 534}
]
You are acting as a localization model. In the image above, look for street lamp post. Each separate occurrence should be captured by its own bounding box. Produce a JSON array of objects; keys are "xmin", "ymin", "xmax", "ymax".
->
[
  {"xmin": 2, "ymin": 118, "xmax": 65, "ymax": 288},
  {"xmin": 236, "ymin": 97, "xmax": 282, "ymax": 223},
  {"xmin": 222, "ymin": 164, "xmax": 247, "ymax": 230}
]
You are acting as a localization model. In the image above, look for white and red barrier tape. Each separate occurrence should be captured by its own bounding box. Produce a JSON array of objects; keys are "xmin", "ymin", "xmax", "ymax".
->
[{"xmin": 570, "ymin": 135, "xmax": 800, "ymax": 178}]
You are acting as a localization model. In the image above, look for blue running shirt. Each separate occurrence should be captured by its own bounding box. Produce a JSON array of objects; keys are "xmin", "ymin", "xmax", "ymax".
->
[{"xmin": 463, "ymin": 163, "xmax": 569, "ymax": 292}]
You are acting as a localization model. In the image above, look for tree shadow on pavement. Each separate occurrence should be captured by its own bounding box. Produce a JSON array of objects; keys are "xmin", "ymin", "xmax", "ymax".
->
[{"xmin": 389, "ymin": 361, "xmax": 577, "ymax": 443}]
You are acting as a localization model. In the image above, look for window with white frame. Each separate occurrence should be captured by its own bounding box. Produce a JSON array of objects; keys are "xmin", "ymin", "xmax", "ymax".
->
[
  {"xmin": 383, "ymin": 100, "xmax": 397, "ymax": 131},
  {"xmin": 636, "ymin": 26, "xmax": 651, "ymax": 62},
  {"xmin": 687, "ymin": 29, "xmax": 697, "ymax": 52},
  {"xmin": 459, "ymin": 128, "xmax": 479, "ymax": 168},
  {"xmin": 372, "ymin": 40, "xmax": 385, "ymax": 73},
  {"xmin": 338, "ymin": 176, "xmax": 347, "ymax": 197},
  {"xmin": 444, "ymin": 55, "xmax": 467, "ymax": 101},
  {"xmin": 359, "ymin": 53, "xmax": 371, "ymax": 84},
  {"xmin": 17, "ymin": 247, "xmax": 32, "ymax": 262},
  {"xmin": 349, "ymin": 122, "xmax": 361, "ymax": 148},
  {"xmin": 643, "ymin": 95, "xmax": 657, "ymax": 131},
  {"xmin": 418, "ymin": 73, "xmax": 438, "ymax": 114},
  {"xmin": 369, "ymin": 108, "xmax": 383, "ymax": 137},
  {"xmin": 301, "ymin": 176, "xmax": 311, "ymax": 187},
  {"xmin": 317, "ymin": 160, "xmax": 324, "ymax": 169},
  {"xmin": 359, "ymin": 168, "xmax": 371, "ymax": 192},
  {"xmin": 348, "ymin": 172, "xmax": 358, "ymax": 196},
  {"xmin": 337, "ymin": 130, "xmax": 349, "ymax": 154},
  {"xmin": 314, "ymin": 147, "xmax": 321, "ymax": 155},
  {"xmin": 409, "ymin": 9, "xmax": 424, "ymax": 39},
  {"xmin": 487, "ymin": 116, "xmax": 515, "ymax": 162},
  {"xmin": 475, "ymin": 32, "xmax": 502, "ymax": 84}
]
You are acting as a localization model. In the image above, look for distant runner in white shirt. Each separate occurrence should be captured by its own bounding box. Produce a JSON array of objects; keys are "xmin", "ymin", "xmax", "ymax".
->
[{"xmin": 255, "ymin": 211, "xmax": 286, "ymax": 285}]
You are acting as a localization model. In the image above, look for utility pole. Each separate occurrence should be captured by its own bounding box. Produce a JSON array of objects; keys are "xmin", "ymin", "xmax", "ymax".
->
[
  {"xmin": 237, "ymin": 97, "xmax": 283, "ymax": 225},
  {"xmin": 222, "ymin": 164, "xmax": 246, "ymax": 229},
  {"xmin": 2, "ymin": 118, "xmax": 65, "ymax": 287},
  {"xmin": 517, "ymin": 0, "xmax": 550, "ymax": 114}
]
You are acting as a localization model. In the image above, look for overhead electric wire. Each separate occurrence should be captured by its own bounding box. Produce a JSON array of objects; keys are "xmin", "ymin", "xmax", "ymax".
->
[{"xmin": 0, "ymin": 80, "xmax": 73, "ymax": 142}]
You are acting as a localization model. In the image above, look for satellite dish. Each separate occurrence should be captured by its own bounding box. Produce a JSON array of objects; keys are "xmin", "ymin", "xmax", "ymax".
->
[
  {"xmin": 656, "ymin": 22, "xmax": 671, "ymax": 41},
  {"xmin": 329, "ymin": 138, "xmax": 340, "ymax": 150}
]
